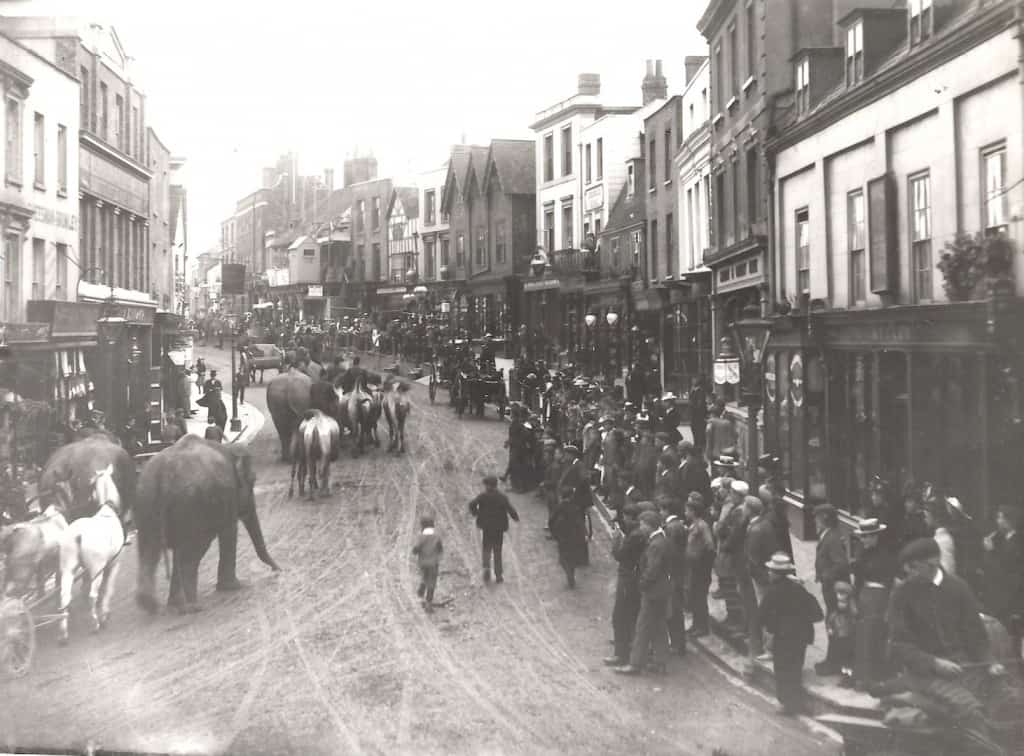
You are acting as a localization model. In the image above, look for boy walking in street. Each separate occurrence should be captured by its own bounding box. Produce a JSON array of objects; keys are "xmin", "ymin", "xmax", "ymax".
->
[
  {"xmin": 412, "ymin": 515, "xmax": 443, "ymax": 612},
  {"xmin": 469, "ymin": 475, "xmax": 520, "ymax": 584}
]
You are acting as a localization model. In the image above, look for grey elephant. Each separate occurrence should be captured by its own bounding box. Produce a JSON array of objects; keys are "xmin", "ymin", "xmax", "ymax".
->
[
  {"xmin": 267, "ymin": 367, "xmax": 341, "ymax": 460},
  {"xmin": 135, "ymin": 434, "xmax": 280, "ymax": 614},
  {"xmin": 40, "ymin": 432, "xmax": 136, "ymax": 521}
]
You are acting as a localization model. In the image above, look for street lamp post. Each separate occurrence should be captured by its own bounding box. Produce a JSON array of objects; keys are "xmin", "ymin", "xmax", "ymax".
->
[{"xmin": 732, "ymin": 303, "xmax": 773, "ymax": 488}]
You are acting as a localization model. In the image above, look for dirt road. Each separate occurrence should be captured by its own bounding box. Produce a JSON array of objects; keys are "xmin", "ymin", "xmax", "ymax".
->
[{"xmin": 0, "ymin": 347, "xmax": 837, "ymax": 755}]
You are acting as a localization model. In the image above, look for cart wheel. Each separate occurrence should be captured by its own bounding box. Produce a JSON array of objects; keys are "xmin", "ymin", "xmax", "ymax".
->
[{"xmin": 0, "ymin": 597, "xmax": 35, "ymax": 678}]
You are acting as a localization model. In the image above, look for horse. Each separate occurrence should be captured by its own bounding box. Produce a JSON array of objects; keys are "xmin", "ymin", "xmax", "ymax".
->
[
  {"xmin": 1, "ymin": 484, "xmax": 71, "ymax": 599},
  {"xmin": 289, "ymin": 409, "xmax": 341, "ymax": 499},
  {"xmin": 383, "ymin": 379, "xmax": 412, "ymax": 454},
  {"xmin": 57, "ymin": 463, "xmax": 126, "ymax": 643}
]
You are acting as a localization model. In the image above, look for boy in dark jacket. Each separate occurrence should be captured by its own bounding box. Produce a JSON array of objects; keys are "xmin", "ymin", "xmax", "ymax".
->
[
  {"xmin": 758, "ymin": 552, "xmax": 824, "ymax": 715},
  {"xmin": 469, "ymin": 475, "xmax": 520, "ymax": 584},
  {"xmin": 412, "ymin": 515, "xmax": 443, "ymax": 612}
]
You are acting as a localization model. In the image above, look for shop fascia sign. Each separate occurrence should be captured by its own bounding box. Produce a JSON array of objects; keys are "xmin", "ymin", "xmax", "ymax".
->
[
  {"xmin": 523, "ymin": 279, "xmax": 560, "ymax": 292},
  {"xmin": 0, "ymin": 322, "xmax": 51, "ymax": 342},
  {"xmin": 377, "ymin": 286, "xmax": 407, "ymax": 295}
]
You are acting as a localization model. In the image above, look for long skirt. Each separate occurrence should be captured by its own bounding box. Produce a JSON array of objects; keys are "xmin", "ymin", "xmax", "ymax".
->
[{"xmin": 854, "ymin": 584, "xmax": 890, "ymax": 684}]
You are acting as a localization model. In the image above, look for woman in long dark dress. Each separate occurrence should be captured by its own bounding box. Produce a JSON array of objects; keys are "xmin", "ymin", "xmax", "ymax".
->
[{"xmin": 551, "ymin": 445, "xmax": 593, "ymax": 588}]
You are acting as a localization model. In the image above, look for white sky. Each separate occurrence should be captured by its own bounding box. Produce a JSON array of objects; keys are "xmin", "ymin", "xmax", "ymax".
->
[{"xmin": 4, "ymin": 0, "xmax": 708, "ymax": 254}]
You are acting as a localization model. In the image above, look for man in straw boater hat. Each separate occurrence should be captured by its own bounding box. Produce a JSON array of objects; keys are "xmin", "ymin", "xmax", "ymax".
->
[
  {"xmin": 756, "ymin": 552, "xmax": 823, "ymax": 715},
  {"xmin": 850, "ymin": 517, "xmax": 898, "ymax": 686},
  {"xmin": 886, "ymin": 537, "xmax": 1006, "ymax": 732}
]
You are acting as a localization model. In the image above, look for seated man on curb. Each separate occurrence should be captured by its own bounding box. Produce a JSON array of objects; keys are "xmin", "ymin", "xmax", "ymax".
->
[{"xmin": 887, "ymin": 537, "xmax": 1005, "ymax": 732}]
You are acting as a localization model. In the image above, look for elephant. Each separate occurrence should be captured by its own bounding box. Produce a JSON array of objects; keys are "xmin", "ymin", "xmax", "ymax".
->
[
  {"xmin": 135, "ymin": 434, "xmax": 280, "ymax": 614},
  {"xmin": 40, "ymin": 434, "xmax": 136, "ymax": 523},
  {"xmin": 267, "ymin": 367, "xmax": 342, "ymax": 461}
]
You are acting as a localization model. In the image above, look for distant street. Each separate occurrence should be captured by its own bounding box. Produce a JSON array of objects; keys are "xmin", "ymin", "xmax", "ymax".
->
[{"xmin": 0, "ymin": 346, "xmax": 836, "ymax": 756}]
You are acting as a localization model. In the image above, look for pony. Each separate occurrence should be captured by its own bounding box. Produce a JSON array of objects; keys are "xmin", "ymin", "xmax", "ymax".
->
[
  {"xmin": 289, "ymin": 409, "xmax": 341, "ymax": 499},
  {"xmin": 1, "ymin": 486, "xmax": 71, "ymax": 599},
  {"xmin": 382, "ymin": 379, "xmax": 412, "ymax": 454},
  {"xmin": 57, "ymin": 463, "xmax": 125, "ymax": 643}
]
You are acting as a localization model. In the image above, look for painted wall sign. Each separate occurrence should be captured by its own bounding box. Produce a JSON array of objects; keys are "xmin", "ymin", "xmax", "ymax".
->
[{"xmin": 523, "ymin": 279, "xmax": 561, "ymax": 292}]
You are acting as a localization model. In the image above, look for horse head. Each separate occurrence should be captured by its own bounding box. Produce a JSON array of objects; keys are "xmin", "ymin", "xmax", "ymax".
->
[{"xmin": 89, "ymin": 463, "xmax": 121, "ymax": 515}]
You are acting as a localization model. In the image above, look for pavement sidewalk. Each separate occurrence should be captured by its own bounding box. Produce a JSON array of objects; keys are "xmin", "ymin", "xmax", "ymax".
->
[
  {"xmin": 589, "ymin": 421, "xmax": 880, "ymax": 717},
  {"xmin": 183, "ymin": 350, "xmax": 265, "ymax": 446}
]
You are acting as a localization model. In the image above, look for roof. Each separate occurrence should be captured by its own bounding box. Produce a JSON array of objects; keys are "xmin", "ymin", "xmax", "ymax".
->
[
  {"xmin": 601, "ymin": 179, "xmax": 645, "ymax": 237},
  {"xmin": 441, "ymin": 144, "xmax": 487, "ymax": 210},
  {"xmin": 388, "ymin": 186, "xmax": 419, "ymax": 220},
  {"xmin": 482, "ymin": 140, "xmax": 535, "ymax": 196},
  {"xmin": 463, "ymin": 145, "xmax": 490, "ymax": 198}
]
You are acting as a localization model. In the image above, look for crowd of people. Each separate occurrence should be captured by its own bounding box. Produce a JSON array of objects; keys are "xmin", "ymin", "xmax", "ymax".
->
[{"xmin": 494, "ymin": 365, "xmax": 1023, "ymax": 721}]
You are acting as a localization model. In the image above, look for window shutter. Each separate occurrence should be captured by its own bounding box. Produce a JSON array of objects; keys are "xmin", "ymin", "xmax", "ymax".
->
[{"xmin": 868, "ymin": 174, "xmax": 896, "ymax": 294}]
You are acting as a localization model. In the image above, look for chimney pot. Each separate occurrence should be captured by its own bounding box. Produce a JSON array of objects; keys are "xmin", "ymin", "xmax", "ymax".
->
[
  {"xmin": 656, "ymin": 59, "xmax": 663, "ymax": 76},
  {"xmin": 646, "ymin": 59, "xmax": 654, "ymax": 76}
]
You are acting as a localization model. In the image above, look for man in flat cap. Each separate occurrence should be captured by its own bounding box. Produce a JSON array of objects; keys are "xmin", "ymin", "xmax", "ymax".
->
[
  {"xmin": 887, "ymin": 537, "xmax": 1005, "ymax": 731},
  {"xmin": 469, "ymin": 475, "xmax": 520, "ymax": 584}
]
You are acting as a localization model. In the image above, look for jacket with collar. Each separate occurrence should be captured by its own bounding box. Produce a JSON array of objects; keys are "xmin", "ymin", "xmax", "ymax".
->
[{"xmin": 639, "ymin": 529, "xmax": 672, "ymax": 598}]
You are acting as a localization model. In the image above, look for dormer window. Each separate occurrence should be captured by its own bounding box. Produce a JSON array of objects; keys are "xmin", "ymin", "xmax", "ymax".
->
[
  {"xmin": 846, "ymin": 21, "xmax": 864, "ymax": 85},
  {"xmin": 795, "ymin": 58, "xmax": 810, "ymax": 114},
  {"xmin": 909, "ymin": 0, "xmax": 933, "ymax": 46},
  {"xmin": 627, "ymin": 163, "xmax": 636, "ymax": 197}
]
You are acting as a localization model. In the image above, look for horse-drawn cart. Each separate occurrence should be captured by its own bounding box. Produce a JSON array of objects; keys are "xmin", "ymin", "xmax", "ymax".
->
[
  {"xmin": 453, "ymin": 367, "xmax": 507, "ymax": 419},
  {"xmin": 0, "ymin": 563, "xmax": 90, "ymax": 678}
]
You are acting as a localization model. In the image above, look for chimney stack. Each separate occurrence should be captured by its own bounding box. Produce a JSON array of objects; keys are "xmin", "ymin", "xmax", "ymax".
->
[
  {"xmin": 577, "ymin": 73, "xmax": 601, "ymax": 96},
  {"xmin": 642, "ymin": 58, "xmax": 668, "ymax": 105},
  {"xmin": 684, "ymin": 55, "xmax": 707, "ymax": 85}
]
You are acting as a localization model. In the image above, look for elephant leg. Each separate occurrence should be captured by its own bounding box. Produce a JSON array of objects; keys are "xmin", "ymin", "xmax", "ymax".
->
[
  {"xmin": 216, "ymin": 520, "xmax": 241, "ymax": 591},
  {"xmin": 97, "ymin": 556, "xmax": 121, "ymax": 628},
  {"xmin": 182, "ymin": 556, "xmax": 202, "ymax": 612},
  {"xmin": 167, "ymin": 551, "xmax": 185, "ymax": 610}
]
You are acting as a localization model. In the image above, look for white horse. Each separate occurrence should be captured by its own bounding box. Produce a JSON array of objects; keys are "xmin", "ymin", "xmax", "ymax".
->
[
  {"xmin": 57, "ymin": 463, "xmax": 125, "ymax": 643},
  {"xmin": 383, "ymin": 379, "xmax": 412, "ymax": 454},
  {"xmin": 289, "ymin": 409, "xmax": 341, "ymax": 499}
]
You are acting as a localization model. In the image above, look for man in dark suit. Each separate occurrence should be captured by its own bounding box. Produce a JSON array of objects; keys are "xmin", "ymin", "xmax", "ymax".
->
[
  {"xmin": 604, "ymin": 503, "xmax": 647, "ymax": 667},
  {"xmin": 469, "ymin": 475, "xmax": 520, "ymax": 584},
  {"xmin": 677, "ymin": 441, "xmax": 711, "ymax": 505},
  {"xmin": 615, "ymin": 510, "xmax": 672, "ymax": 675},
  {"xmin": 661, "ymin": 499, "xmax": 689, "ymax": 655},
  {"xmin": 813, "ymin": 503, "xmax": 851, "ymax": 675},
  {"xmin": 553, "ymin": 446, "xmax": 593, "ymax": 588}
]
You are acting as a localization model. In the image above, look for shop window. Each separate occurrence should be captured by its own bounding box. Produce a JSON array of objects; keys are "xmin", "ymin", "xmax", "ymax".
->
[
  {"xmin": 456, "ymin": 235, "xmax": 465, "ymax": 267},
  {"xmin": 735, "ymin": 261, "xmax": 747, "ymax": 278},
  {"xmin": 719, "ymin": 267, "xmax": 731, "ymax": 283},
  {"xmin": 562, "ymin": 202, "xmax": 573, "ymax": 248},
  {"xmin": 495, "ymin": 221, "xmax": 506, "ymax": 263},
  {"xmin": 748, "ymin": 257, "xmax": 758, "ymax": 274},
  {"xmin": 561, "ymin": 125, "xmax": 572, "ymax": 177}
]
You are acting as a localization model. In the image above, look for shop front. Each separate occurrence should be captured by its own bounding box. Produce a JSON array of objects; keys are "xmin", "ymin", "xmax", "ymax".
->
[
  {"xmin": 49, "ymin": 289, "xmax": 159, "ymax": 452},
  {"xmin": 521, "ymin": 277, "xmax": 565, "ymax": 364},
  {"xmin": 764, "ymin": 301, "xmax": 1024, "ymax": 539}
]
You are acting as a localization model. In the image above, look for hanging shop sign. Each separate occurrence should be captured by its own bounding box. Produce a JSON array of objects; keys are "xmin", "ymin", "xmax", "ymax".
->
[
  {"xmin": 523, "ymin": 279, "xmax": 560, "ymax": 292},
  {"xmin": 714, "ymin": 358, "xmax": 740, "ymax": 386}
]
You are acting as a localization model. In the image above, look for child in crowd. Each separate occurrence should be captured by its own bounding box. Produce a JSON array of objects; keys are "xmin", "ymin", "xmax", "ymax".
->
[
  {"xmin": 826, "ymin": 581, "xmax": 858, "ymax": 686},
  {"xmin": 469, "ymin": 475, "xmax": 519, "ymax": 584},
  {"xmin": 412, "ymin": 515, "xmax": 443, "ymax": 612}
]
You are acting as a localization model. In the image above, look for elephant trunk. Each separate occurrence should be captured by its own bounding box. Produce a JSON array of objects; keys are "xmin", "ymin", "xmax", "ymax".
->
[{"xmin": 241, "ymin": 509, "xmax": 280, "ymax": 572}]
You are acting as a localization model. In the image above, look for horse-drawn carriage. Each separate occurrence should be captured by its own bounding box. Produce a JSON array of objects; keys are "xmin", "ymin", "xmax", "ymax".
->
[{"xmin": 452, "ymin": 363, "xmax": 507, "ymax": 419}]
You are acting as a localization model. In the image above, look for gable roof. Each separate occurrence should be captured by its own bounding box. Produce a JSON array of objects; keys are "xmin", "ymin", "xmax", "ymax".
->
[
  {"xmin": 387, "ymin": 186, "xmax": 419, "ymax": 220},
  {"xmin": 441, "ymin": 144, "xmax": 486, "ymax": 211},
  {"xmin": 463, "ymin": 145, "xmax": 490, "ymax": 198},
  {"xmin": 482, "ymin": 139, "xmax": 535, "ymax": 196}
]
